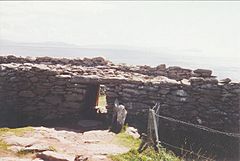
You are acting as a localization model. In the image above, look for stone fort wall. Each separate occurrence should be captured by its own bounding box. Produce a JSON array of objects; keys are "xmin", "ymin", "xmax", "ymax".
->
[
  {"xmin": 0, "ymin": 55, "xmax": 239, "ymax": 131},
  {"xmin": 0, "ymin": 55, "xmax": 239, "ymax": 159}
]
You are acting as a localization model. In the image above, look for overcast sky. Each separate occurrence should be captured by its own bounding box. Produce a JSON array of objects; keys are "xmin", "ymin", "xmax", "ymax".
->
[{"xmin": 0, "ymin": 1, "xmax": 239, "ymax": 58}]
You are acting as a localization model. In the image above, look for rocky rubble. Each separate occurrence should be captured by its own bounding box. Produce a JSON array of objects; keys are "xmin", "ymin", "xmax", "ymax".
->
[{"xmin": 0, "ymin": 55, "xmax": 217, "ymax": 81}]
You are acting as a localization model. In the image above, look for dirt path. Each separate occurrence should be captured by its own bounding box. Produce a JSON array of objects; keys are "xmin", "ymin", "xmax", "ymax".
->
[{"xmin": 0, "ymin": 125, "xmax": 130, "ymax": 161}]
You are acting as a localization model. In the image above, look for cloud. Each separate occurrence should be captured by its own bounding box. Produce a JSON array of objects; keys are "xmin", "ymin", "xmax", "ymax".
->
[{"xmin": 0, "ymin": 2, "xmax": 239, "ymax": 58}]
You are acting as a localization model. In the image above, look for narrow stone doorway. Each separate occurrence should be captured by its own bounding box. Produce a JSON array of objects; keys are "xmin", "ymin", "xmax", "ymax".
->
[
  {"xmin": 95, "ymin": 85, "xmax": 107, "ymax": 113},
  {"xmin": 78, "ymin": 84, "xmax": 108, "ymax": 130},
  {"xmin": 84, "ymin": 84, "xmax": 107, "ymax": 118},
  {"xmin": 84, "ymin": 84, "xmax": 99, "ymax": 117}
]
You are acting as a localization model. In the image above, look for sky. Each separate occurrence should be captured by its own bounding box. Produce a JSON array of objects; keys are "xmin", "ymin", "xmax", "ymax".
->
[{"xmin": 0, "ymin": 1, "xmax": 240, "ymax": 58}]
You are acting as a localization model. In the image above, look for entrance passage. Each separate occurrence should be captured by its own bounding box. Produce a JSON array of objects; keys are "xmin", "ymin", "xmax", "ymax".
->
[
  {"xmin": 85, "ymin": 84, "xmax": 99, "ymax": 110},
  {"xmin": 84, "ymin": 84, "xmax": 107, "ymax": 119},
  {"xmin": 95, "ymin": 85, "xmax": 107, "ymax": 113}
]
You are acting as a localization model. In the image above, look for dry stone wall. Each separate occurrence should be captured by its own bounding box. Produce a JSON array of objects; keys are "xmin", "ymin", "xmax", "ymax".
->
[
  {"xmin": 0, "ymin": 55, "xmax": 239, "ymax": 133},
  {"xmin": 0, "ymin": 55, "xmax": 239, "ymax": 160},
  {"xmin": 0, "ymin": 64, "xmax": 89, "ymax": 126},
  {"xmin": 106, "ymin": 79, "xmax": 239, "ymax": 133}
]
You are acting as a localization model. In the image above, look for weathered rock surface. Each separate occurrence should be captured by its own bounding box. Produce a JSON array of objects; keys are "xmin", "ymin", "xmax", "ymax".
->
[
  {"xmin": 0, "ymin": 126, "xmax": 130, "ymax": 161},
  {"xmin": 0, "ymin": 157, "xmax": 33, "ymax": 161},
  {"xmin": 125, "ymin": 127, "xmax": 140, "ymax": 139},
  {"xmin": 3, "ymin": 136, "xmax": 39, "ymax": 147},
  {"xmin": 36, "ymin": 151, "xmax": 74, "ymax": 161}
]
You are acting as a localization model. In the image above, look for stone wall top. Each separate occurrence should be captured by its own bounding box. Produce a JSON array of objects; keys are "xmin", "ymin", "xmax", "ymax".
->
[{"xmin": 0, "ymin": 55, "xmax": 238, "ymax": 85}]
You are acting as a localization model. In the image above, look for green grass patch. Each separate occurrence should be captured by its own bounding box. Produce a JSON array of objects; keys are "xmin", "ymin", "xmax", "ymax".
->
[
  {"xmin": 113, "ymin": 132, "xmax": 141, "ymax": 149},
  {"xmin": 111, "ymin": 130, "xmax": 182, "ymax": 161},
  {"xmin": 98, "ymin": 95, "xmax": 107, "ymax": 107},
  {"xmin": 48, "ymin": 145, "xmax": 57, "ymax": 152},
  {"xmin": 0, "ymin": 127, "xmax": 34, "ymax": 153},
  {"xmin": 110, "ymin": 148, "xmax": 182, "ymax": 161},
  {"xmin": 0, "ymin": 127, "xmax": 34, "ymax": 137},
  {"xmin": 0, "ymin": 139, "xmax": 9, "ymax": 150}
]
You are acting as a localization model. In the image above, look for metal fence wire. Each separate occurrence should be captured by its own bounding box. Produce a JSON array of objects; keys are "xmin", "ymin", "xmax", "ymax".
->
[
  {"xmin": 141, "ymin": 103, "xmax": 240, "ymax": 160},
  {"xmin": 154, "ymin": 113, "xmax": 240, "ymax": 138}
]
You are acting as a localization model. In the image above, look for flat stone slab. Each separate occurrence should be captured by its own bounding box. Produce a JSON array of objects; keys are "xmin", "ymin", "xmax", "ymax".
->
[
  {"xmin": 0, "ymin": 126, "xmax": 131, "ymax": 161},
  {"xmin": 0, "ymin": 157, "xmax": 32, "ymax": 161},
  {"xmin": 36, "ymin": 151, "xmax": 74, "ymax": 161},
  {"xmin": 3, "ymin": 136, "xmax": 39, "ymax": 147},
  {"xmin": 23, "ymin": 143, "xmax": 51, "ymax": 152}
]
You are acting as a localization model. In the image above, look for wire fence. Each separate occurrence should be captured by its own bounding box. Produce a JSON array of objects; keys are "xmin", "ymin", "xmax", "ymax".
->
[
  {"xmin": 142, "ymin": 103, "xmax": 240, "ymax": 160},
  {"xmin": 154, "ymin": 113, "xmax": 240, "ymax": 138},
  {"xmin": 160, "ymin": 140, "xmax": 215, "ymax": 161}
]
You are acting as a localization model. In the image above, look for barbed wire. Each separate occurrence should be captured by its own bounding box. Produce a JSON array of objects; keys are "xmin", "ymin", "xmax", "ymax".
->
[
  {"xmin": 160, "ymin": 140, "xmax": 215, "ymax": 161},
  {"xmin": 154, "ymin": 113, "xmax": 240, "ymax": 138}
]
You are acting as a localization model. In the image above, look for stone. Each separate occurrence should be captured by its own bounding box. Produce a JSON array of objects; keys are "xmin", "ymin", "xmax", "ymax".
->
[
  {"xmin": 32, "ymin": 159, "xmax": 45, "ymax": 161},
  {"xmin": 204, "ymin": 78, "xmax": 218, "ymax": 84},
  {"xmin": 74, "ymin": 155, "xmax": 88, "ymax": 161},
  {"xmin": 111, "ymin": 103, "xmax": 127, "ymax": 133},
  {"xmin": 156, "ymin": 64, "xmax": 166, "ymax": 70},
  {"xmin": 30, "ymin": 76, "xmax": 38, "ymax": 82},
  {"xmin": 45, "ymin": 96, "xmax": 62, "ymax": 105},
  {"xmin": 181, "ymin": 79, "xmax": 191, "ymax": 85},
  {"xmin": 63, "ymin": 102, "xmax": 81, "ymax": 109},
  {"xmin": 18, "ymin": 90, "xmax": 35, "ymax": 97},
  {"xmin": 122, "ymin": 88, "xmax": 144, "ymax": 95},
  {"xmin": 158, "ymin": 88, "xmax": 170, "ymax": 94},
  {"xmin": 22, "ymin": 143, "xmax": 51, "ymax": 152},
  {"xmin": 219, "ymin": 78, "xmax": 231, "ymax": 84},
  {"xmin": 189, "ymin": 77, "xmax": 204, "ymax": 85},
  {"xmin": 172, "ymin": 89, "xmax": 188, "ymax": 97},
  {"xmin": 9, "ymin": 76, "xmax": 19, "ymax": 82},
  {"xmin": 0, "ymin": 157, "xmax": 32, "ymax": 161},
  {"xmin": 65, "ymin": 93, "xmax": 83, "ymax": 102},
  {"xmin": 125, "ymin": 127, "xmax": 140, "ymax": 139},
  {"xmin": 36, "ymin": 151, "xmax": 74, "ymax": 161},
  {"xmin": 34, "ymin": 87, "xmax": 49, "ymax": 96},
  {"xmin": 59, "ymin": 58, "xmax": 70, "ymax": 64},
  {"xmin": 56, "ymin": 74, "xmax": 72, "ymax": 79},
  {"xmin": 193, "ymin": 69, "xmax": 212, "ymax": 77},
  {"xmin": 2, "ymin": 136, "xmax": 39, "ymax": 147}
]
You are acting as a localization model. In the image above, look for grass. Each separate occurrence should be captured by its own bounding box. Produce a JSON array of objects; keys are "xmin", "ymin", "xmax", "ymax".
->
[
  {"xmin": 110, "ymin": 129, "xmax": 182, "ymax": 161},
  {"xmin": 110, "ymin": 148, "xmax": 182, "ymax": 161},
  {"xmin": 0, "ymin": 139, "xmax": 9, "ymax": 150},
  {"xmin": 48, "ymin": 145, "xmax": 57, "ymax": 152},
  {"xmin": 0, "ymin": 127, "xmax": 34, "ymax": 155},
  {"xmin": 98, "ymin": 95, "xmax": 107, "ymax": 107},
  {"xmin": 0, "ymin": 126, "xmax": 34, "ymax": 137},
  {"xmin": 96, "ymin": 95, "xmax": 107, "ymax": 113},
  {"xmin": 112, "ymin": 130, "xmax": 141, "ymax": 149}
]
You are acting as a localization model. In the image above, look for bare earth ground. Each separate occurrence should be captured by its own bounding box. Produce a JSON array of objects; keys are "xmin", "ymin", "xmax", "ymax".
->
[{"xmin": 0, "ymin": 125, "xmax": 130, "ymax": 161}]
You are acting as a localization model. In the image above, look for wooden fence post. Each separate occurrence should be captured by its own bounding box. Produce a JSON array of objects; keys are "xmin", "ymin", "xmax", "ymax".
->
[
  {"xmin": 138, "ymin": 105, "xmax": 160, "ymax": 153},
  {"xmin": 150, "ymin": 109, "xmax": 159, "ymax": 146}
]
